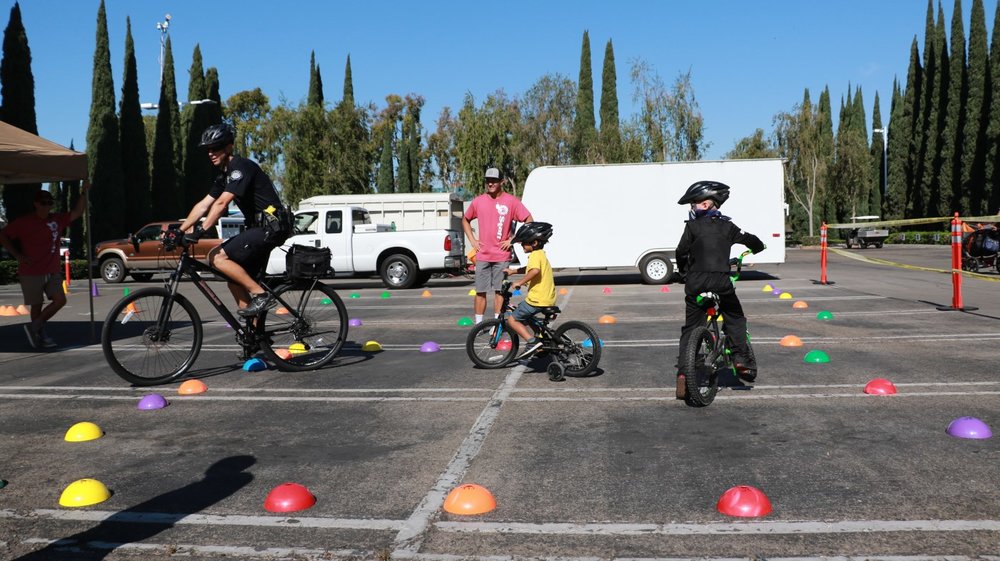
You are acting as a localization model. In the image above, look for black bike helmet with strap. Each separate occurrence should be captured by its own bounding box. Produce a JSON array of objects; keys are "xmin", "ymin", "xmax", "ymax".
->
[
  {"xmin": 512, "ymin": 221, "xmax": 553, "ymax": 244},
  {"xmin": 677, "ymin": 180, "xmax": 731, "ymax": 207},
  {"xmin": 198, "ymin": 123, "xmax": 235, "ymax": 150}
]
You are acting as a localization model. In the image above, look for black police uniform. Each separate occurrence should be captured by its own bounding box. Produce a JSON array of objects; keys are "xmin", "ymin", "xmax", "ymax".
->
[
  {"xmin": 675, "ymin": 212, "xmax": 765, "ymax": 370},
  {"xmin": 212, "ymin": 155, "xmax": 287, "ymax": 277}
]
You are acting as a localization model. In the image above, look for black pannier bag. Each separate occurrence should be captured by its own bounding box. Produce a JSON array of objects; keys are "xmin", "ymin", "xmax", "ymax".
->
[{"xmin": 285, "ymin": 244, "xmax": 331, "ymax": 278}]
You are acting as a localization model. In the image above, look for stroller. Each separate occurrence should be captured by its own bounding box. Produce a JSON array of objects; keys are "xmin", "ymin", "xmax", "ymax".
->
[{"xmin": 961, "ymin": 227, "xmax": 1000, "ymax": 273}]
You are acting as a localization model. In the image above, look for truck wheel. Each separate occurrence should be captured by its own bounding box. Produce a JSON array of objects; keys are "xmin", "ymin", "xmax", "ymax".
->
[
  {"xmin": 639, "ymin": 253, "xmax": 673, "ymax": 284},
  {"xmin": 380, "ymin": 254, "xmax": 418, "ymax": 289},
  {"xmin": 860, "ymin": 240, "xmax": 868, "ymax": 249},
  {"xmin": 101, "ymin": 257, "xmax": 127, "ymax": 284}
]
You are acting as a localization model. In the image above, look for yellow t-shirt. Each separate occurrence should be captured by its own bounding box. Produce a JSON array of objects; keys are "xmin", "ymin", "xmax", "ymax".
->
[{"xmin": 525, "ymin": 249, "xmax": 556, "ymax": 307}]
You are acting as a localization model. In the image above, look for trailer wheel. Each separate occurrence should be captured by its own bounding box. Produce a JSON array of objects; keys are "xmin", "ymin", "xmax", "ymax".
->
[
  {"xmin": 639, "ymin": 253, "xmax": 673, "ymax": 284},
  {"xmin": 380, "ymin": 254, "xmax": 418, "ymax": 289}
]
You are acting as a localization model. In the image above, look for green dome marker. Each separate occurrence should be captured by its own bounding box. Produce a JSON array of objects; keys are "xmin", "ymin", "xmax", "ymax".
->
[
  {"xmin": 816, "ymin": 310, "xmax": 834, "ymax": 320},
  {"xmin": 803, "ymin": 349, "xmax": 830, "ymax": 363},
  {"xmin": 320, "ymin": 298, "xmax": 332, "ymax": 305},
  {"xmin": 457, "ymin": 317, "xmax": 473, "ymax": 326},
  {"xmin": 349, "ymin": 293, "xmax": 361, "ymax": 299},
  {"xmin": 380, "ymin": 291, "xmax": 391, "ymax": 299}
]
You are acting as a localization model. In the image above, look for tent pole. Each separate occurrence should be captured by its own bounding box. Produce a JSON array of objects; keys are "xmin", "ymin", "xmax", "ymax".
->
[{"xmin": 85, "ymin": 187, "xmax": 94, "ymax": 343}]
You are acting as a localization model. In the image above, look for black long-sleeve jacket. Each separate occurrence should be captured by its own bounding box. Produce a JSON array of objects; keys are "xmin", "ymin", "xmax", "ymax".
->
[{"xmin": 675, "ymin": 214, "xmax": 765, "ymax": 274}]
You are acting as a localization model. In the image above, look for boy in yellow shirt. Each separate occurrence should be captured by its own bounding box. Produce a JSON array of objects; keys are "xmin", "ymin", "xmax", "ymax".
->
[{"xmin": 505, "ymin": 222, "xmax": 555, "ymax": 358}]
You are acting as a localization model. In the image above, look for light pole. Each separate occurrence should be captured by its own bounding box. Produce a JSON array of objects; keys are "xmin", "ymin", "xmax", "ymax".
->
[
  {"xmin": 872, "ymin": 127, "xmax": 888, "ymax": 200},
  {"xmin": 155, "ymin": 13, "xmax": 171, "ymax": 90}
]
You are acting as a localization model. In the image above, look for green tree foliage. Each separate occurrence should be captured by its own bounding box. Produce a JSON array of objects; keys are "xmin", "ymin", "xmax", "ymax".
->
[
  {"xmin": 917, "ymin": 4, "xmax": 947, "ymax": 217},
  {"xmin": 426, "ymin": 107, "xmax": 458, "ymax": 191},
  {"xmin": 986, "ymin": 0, "xmax": 1000, "ymax": 212},
  {"xmin": 571, "ymin": 30, "xmax": 597, "ymax": 164},
  {"xmin": 599, "ymin": 39, "xmax": 622, "ymax": 163},
  {"xmin": 885, "ymin": 79, "xmax": 906, "ymax": 219},
  {"xmin": 308, "ymin": 51, "xmax": 324, "ymax": 108},
  {"xmin": 724, "ymin": 129, "xmax": 778, "ymax": 159},
  {"xmin": 182, "ymin": 45, "xmax": 217, "ymax": 209},
  {"xmin": 326, "ymin": 55, "xmax": 372, "ymax": 195},
  {"xmin": 520, "ymin": 73, "xmax": 575, "ymax": 167},
  {"xmin": 63, "ymin": 141, "xmax": 83, "ymax": 257},
  {"xmin": 629, "ymin": 59, "xmax": 707, "ymax": 162},
  {"xmin": 816, "ymin": 87, "xmax": 836, "ymax": 224},
  {"xmin": 962, "ymin": 0, "xmax": 989, "ymax": 215},
  {"xmin": 283, "ymin": 104, "xmax": 330, "ymax": 203},
  {"xmin": 150, "ymin": 36, "xmax": 182, "ymax": 220},
  {"xmin": 376, "ymin": 120, "xmax": 395, "ymax": 193},
  {"xmin": 831, "ymin": 86, "xmax": 871, "ymax": 219},
  {"xmin": 86, "ymin": 0, "xmax": 125, "ymax": 246},
  {"xmin": 869, "ymin": 92, "xmax": 885, "ymax": 216},
  {"xmin": 225, "ymin": 88, "xmax": 277, "ymax": 174},
  {"xmin": 119, "ymin": 17, "xmax": 150, "ymax": 233},
  {"xmin": 899, "ymin": 38, "xmax": 923, "ymax": 219},
  {"xmin": 939, "ymin": 0, "xmax": 966, "ymax": 214},
  {"xmin": 775, "ymin": 91, "xmax": 826, "ymax": 237},
  {"xmin": 455, "ymin": 91, "xmax": 525, "ymax": 195},
  {"xmin": 0, "ymin": 1, "xmax": 39, "ymax": 221}
]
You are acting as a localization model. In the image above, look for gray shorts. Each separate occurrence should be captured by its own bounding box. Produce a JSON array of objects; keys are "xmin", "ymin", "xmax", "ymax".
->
[
  {"xmin": 474, "ymin": 260, "xmax": 510, "ymax": 293},
  {"xmin": 20, "ymin": 274, "xmax": 63, "ymax": 307}
]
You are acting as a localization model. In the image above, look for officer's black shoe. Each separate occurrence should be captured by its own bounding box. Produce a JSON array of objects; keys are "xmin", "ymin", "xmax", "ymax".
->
[{"xmin": 239, "ymin": 293, "xmax": 275, "ymax": 317}]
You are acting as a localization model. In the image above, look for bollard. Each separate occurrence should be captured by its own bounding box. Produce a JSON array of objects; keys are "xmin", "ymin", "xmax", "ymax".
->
[
  {"xmin": 64, "ymin": 251, "xmax": 71, "ymax": 287},
  {"xmin": 938, "ymin": 213, "xmax": 977, "ymax": 312},
  {"xmin": 817, "ymin": 223, "xmax": 833, "ymax": 285}
]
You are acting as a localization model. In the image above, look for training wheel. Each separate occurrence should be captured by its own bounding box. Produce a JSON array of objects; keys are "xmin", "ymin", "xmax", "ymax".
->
[{"xmin": 547, "ymin": 361, "xmax": 565, "ymax": 382}]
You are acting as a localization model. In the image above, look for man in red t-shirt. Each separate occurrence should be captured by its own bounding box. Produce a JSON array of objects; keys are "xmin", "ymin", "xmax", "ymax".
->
[
  {"xmin": 0, "ymin": 186, "xmax": 89, "ymax": 349},
  {"xmin": 462, "ymin": 168, "xmax": 532, "ymax": 323}
]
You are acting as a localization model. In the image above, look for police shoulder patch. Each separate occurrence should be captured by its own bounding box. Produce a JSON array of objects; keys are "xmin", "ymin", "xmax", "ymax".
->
[{"xmin": 228, "ymin": 169, "xmax": 243, "ymax": 182}]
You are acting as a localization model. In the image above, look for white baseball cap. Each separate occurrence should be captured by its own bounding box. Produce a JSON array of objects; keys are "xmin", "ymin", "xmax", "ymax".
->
[{"xmin": 484, "ymin": 167, "xmax": 501, "ymax": 180}]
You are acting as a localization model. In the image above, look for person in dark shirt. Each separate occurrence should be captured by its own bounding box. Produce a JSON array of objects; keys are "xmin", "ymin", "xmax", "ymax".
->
[
  {"xmin": 179, "ymin": 124, "xmax": 289, "ymax": 317},
  {"xmin": 673, "ymin": 180, "xmax": 765, "ymax": 399}
]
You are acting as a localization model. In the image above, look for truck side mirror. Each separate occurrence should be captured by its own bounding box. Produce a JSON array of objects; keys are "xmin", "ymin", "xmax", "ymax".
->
[{"xmin": 128, "ymin": 233, "xmax": 140, "ymax": 253}]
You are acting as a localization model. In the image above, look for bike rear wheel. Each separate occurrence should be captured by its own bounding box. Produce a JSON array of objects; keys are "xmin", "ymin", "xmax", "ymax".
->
[
  {"xmin": 101, "ymin": 287, "xmax": 203, "ymax": 386},
  {"xmin": 466, "ymin": 319, "xmax": 519, "ymax": 368},
  {"xmin": 553, "ymin": 320, "xmax": 602, "ymax": 376},
  {"xmin": 260, "ymin": 281, "xmax": 348, "ymax": 371},
  {"xmin": 681, "ymin": 326, "xmax": 719, "ymax": 407}
]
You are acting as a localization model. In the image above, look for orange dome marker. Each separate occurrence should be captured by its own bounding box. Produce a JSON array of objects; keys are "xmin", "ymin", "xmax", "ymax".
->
[
  {"xmin": 275, "ymin": 307, "xmax": 289, "ymax": 315},
  {"xmin": 421, "ymin": 290, "xmax": 432, "ymax": 298},
  {"xmin": 779, "ymin": 335, "xmax": 803, "ymax": 347},
  {"xmin": 15, "ymin": 304, "xmax": 30, "ymax": 315},
  {"xmin": 0, "ymin": 306, "xmax": 18, "ymax": 316},
  {"xmin": 274, "ymin": 349, "xmax": 292, "ymax": 360},
  {"xmin": 597, "ymin": 315, "xmax": 617, "ymax": 324},
  {"xmin": 177, "ymin": 379, "xmax": 207, "ymax": 395},
  {"xmin": 558, "ymin": 288, "xmax": 569, "ymax": 295},
  {"xmin": 443, "ymin": 483, "xmax": 496, "ymax": 515},
  {"xmin": 792, "ymin": 300, "xmax": 809, "ymax": 309},
  {"xmin": 659, "ymin": 285, "xmax": 670, "ymax": 293}
]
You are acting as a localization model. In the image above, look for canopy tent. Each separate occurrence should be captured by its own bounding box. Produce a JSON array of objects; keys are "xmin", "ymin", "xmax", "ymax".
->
[
  {"xmin": 0, "ymin": 120, "xmax": 96, "ymax": 340},
  {"xmin": 0, "ymin": 120, "xmax": 88, "ymax": 183}
]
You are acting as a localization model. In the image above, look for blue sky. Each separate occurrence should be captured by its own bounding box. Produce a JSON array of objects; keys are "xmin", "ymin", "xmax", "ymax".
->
[{"xmin": 12, "ymin": 1, "xmax": 1000, "ymax": 160}]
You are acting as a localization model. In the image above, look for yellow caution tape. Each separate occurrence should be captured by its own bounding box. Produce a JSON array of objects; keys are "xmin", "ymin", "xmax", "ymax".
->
[
  {"xmin": 828, "ymin": 247, "xmax": 1000, "ymax": 282},
  {"xmin": 826, "ymin": 215, "xmax": 999, "ymax": 229}
]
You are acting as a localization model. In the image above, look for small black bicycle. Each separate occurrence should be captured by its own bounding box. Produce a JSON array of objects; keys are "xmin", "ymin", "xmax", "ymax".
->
[
  {"xmin": 465, "ymin": 278, "xmax": 601, "ymax": 380},
  {"xmin": 101, "ymin": 231, "xmax": 348, "ymax": 386},
  {"xmin": 679, "ymin": 250, "xmax": 756, "ymax": 407}
]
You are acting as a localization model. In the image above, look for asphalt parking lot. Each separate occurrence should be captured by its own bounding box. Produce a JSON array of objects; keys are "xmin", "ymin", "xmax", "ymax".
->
[{"xmin": 0, "ymin": 245, "xmax": 998, "ymax": 561}]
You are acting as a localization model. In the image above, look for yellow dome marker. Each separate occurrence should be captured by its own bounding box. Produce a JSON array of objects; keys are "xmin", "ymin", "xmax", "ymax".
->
[
  {"xmin": 59, "ymin": 478, "xmax": 111, "ymax": 507},
  {"xmin": 288, "ymin": 342, "xmax": 308, "ymax": 354},
  {"xmin": 362, "ymin": 340, "xmax": 383, "ymax": 352},
  {"xmin": 64, "ymin": 422, "xmax": 103, "ymax": 442}
]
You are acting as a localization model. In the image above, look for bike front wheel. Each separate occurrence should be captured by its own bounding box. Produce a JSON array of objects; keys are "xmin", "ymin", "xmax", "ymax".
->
[
  {"xmin": 681, "ymin": 326, "xmax": 719, "ymax": 407},
  {"xmin": 260, "ymin": 281, "xmax": 349, "ymax": 371},
  {"xmin": 466, "ymin": 319, "xmax": 519, "ymax": 368},
  {"xmin": 553, "ymin": 320, "xmax": 602, "ymax": 376},
  {"xmin": 101, "ymin": 288, "xmax": 203, "ymax": 386}
]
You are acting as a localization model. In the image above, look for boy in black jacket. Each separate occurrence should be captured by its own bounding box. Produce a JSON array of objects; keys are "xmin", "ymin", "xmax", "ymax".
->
[{"xmin": 673, "ymin": 181, "xmax": 765, "ymax": 399}]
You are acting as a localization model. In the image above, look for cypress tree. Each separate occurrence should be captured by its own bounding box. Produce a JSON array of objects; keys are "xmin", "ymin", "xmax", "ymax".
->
[
  {"xmin": 327, "ymin": 55, "xmax": 371, "ymax": 195},
  {"xmin": 599, "ymin": 39, "xmax": 622, "ymax": 163},
  {"xmin": 182, "ymin": 45, "xmax": 215, "ymax": 209},
  {"xmin": 886, "ymin": 79, "xmax": 906, "ymax": 219},
  {"xmin": 986, "ymin": 0, "xmax": 1000, "ymax": 212},
  {"xmin": 407, "ymin": 108, "xmax": 421, "ymax": 191},
  {"xmin": 343, "ymin": 54, "xmax": 354, "ymax": 107},
  {"xmin": 119, "ymin": 17, "xmax": 150, "ymax": 232},
  {"xmin": 901, "ymin": 37, "xmax": 923, "ymax": 218},
  {"xmin": 204, "ymin": 67, "xmax": 224, "ymax": 124},
  {"xmin": 571, "ymin": 30, "xmax": 597, "ymax": 164},
  {"xmin": 854, "ymin": 87, "xmax": 871, "ymax": 216},
  {"xmin": 86, "ymin": 0, "xmax": 125, "ymax": 247},
  {"xmin": 150, "ymin": 36, "xmax": 182, "ymax": 220},
  {"xmin": 0, "ymin": 1, "xmax": 39, "ymax": 221},
  {"xmin": 939, "ymin": 0, "xmax": 966, "ymax": 215},
  {"xmin": 913, "ymin": 1, "xmax": 937, "ymax": 216},
  {"xmin": 397, "ymin": 115, "xmax": 413, "ymax": 193},
  {"xmin": 63, "ymin": 141, "xmax": 84, "ymax": 258},
  {"xmin": 869, "ymin": 91, "xmax": 884, "ymax": 216},
  {"xmin": 816, "ymin": 87, "xmax": 835, "ymax": 224},
  {"xmin": 377, "ymin": 124, "xmax": 394, "ymax": 193},
  {"xmin": 963, "ymin": 0, "xmax": 989, "ymax": 214},
  {"xmin": 308, "ymin": 51, "xmax": 324, "ymax": 107}
]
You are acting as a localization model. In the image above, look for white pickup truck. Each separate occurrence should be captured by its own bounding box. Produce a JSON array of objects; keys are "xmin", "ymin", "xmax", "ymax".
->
[{"xmin": 265, "ymin": 205, "xmax": 466, "ymax": 289}]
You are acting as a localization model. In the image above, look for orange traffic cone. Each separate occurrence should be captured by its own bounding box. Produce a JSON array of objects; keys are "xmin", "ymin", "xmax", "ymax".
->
[
  {"xmin": 122, "ymin": 301, "xmax": 140, "ymax": 314},
  {"xmin": 15, "ymin": 304, "xmax": 30, "ymax": 315}
]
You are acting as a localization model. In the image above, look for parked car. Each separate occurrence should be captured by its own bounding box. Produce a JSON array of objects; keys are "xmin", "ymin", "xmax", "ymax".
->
[{"xmin": 95, "ymin": 217, "xmax": 244, "ymax": 283}]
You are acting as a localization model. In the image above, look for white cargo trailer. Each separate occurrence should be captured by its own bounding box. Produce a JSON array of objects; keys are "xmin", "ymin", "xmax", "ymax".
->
[
  {"xmin": 515, "ymin": 159, "xmax": 786, "ymax": 283},
  {"xmin": 296, "ymin": 192, "xmax": 464, "ymax": 232}
]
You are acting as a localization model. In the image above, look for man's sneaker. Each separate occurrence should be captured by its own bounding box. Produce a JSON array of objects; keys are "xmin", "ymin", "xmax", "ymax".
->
[
  {"xmin": 734, "ymin": 360, "xmax": 757, "ymax": 383},
  {"xmin": 238, "ymin": 293, "xmax": 275, "ymax": 317},
  {"xmin": 23, "ymin": 324, "xmax": 40, "ymax": 349},
  {"xmin": 39, "ymin": 329, "xmax": 57, "ymax": 349},
  {"xmin": 516, "ymin": 338, "xmax": 543, "ymax": 359}
]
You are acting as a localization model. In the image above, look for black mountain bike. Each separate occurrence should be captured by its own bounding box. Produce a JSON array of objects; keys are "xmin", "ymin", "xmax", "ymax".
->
[
  {"xmin": 101, "ymin": 232, "xmax": 348, "ymax": 386},
  {"xmin": 679, "ymin": 249, "xmax": 756, "ymax": 407},
  {"xmin": 465, "ymin": 278, "xmax": 601, "ymax": 380}
]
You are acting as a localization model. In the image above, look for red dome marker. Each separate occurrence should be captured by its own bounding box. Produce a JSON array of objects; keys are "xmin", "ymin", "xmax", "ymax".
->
[
  {"xmin": 264, "ymin": 483, "xmax": 316, "ymax": 513},
  {"xmin": 864, "ymin": 378, "xmax": 897, "ymax": 395},
  {"xmin": 717, "ymin": 485, "xmax": 772, "ymax": 517}
]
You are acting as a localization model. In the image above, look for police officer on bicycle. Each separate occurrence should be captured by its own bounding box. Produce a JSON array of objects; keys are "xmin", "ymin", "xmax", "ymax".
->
[{"xmin": 179, "ymin": 124, "xmax": 291, "ymax": 317}]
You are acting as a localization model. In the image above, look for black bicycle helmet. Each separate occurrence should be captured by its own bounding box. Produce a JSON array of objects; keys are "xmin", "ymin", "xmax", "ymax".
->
[
  {"xmin": 198, "ymin": 123, "xmax": 235, "ymax": 150},
  {"xmin": 677, "ymin": 180, "xmax": 731, "ymax": 207},
  {"xmin": 512, "ymin": 222, "xmax": 553, "ymax": 244}
]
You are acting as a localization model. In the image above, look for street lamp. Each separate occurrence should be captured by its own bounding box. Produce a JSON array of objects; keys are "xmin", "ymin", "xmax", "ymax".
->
[
  {"xmin": 872, "ymin": 127, "xmax": 888, "ymax": 198},
  {"xmin": 155, "ymin": 13, "xmax": 171, "ymax": 89}
]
